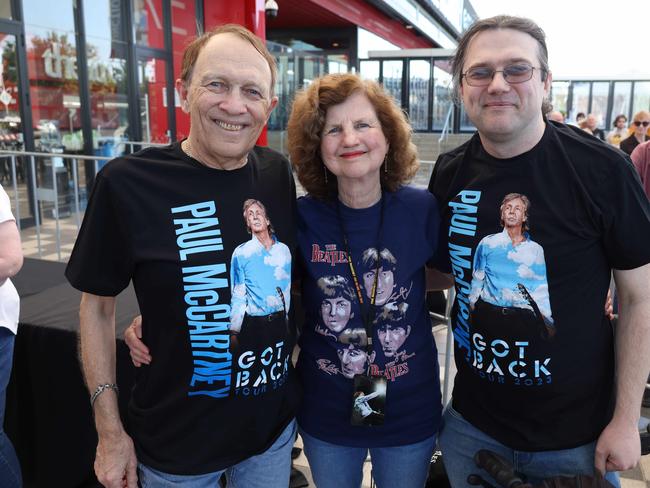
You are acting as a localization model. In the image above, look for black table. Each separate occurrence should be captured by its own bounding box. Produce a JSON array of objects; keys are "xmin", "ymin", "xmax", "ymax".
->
[{"xmin": 6, "ymin": 258, "xmax": 139, "ymax": 488}]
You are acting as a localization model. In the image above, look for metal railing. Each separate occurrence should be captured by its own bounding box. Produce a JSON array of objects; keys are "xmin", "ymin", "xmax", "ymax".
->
[
  {"xmin": 0, "ymin": 149, "xmax": 114, "ymax": 261},
  {"xmin": 0, "ymin": 139, "xmax": 168, "ymax": 256}
]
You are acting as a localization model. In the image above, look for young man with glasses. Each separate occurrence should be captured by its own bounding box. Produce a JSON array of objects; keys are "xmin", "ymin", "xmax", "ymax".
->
[
  {"xmin": 621, "ymin": 111, "xmax": 650, "ymax": 155},
  {"xmin": 429, "ymin": 15, "xmax": 650, "ymax": 487}
]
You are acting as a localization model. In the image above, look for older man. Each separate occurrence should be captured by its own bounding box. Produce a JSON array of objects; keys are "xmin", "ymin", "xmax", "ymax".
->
[
  {"xmin": 468, "ymin": 192, "xmax": 555, "ymax": 341},
  {"xmin": 229, "ymin": 199, "xmax": 291, "ymax": 336},
  {"xmin": 66, "ymin": 25, "xmax": 299, "ymax": 487},
  {"xmin": 586, "ymin": 113, "xmax": 606, "ymax": 140},
  {"xmin": 429, "ymin": 15, "xmax": 650, "ymax": 487}
]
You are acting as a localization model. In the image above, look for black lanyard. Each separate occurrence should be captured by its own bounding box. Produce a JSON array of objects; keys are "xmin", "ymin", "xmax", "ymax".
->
[{"xmin": 335, "ymin": 195, "xmax": 385, "ymax": 356}]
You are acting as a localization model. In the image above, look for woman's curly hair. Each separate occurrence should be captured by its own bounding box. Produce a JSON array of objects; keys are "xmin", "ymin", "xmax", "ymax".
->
[{"xmin": 287, "ymin": 73, "xmax": 419, "ymax": 199}]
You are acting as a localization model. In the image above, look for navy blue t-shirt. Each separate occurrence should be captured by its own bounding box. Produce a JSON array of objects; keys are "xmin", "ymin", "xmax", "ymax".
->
[{"xmin": 296, "ymin": 186, "xmax": 443, "ymax": 447}]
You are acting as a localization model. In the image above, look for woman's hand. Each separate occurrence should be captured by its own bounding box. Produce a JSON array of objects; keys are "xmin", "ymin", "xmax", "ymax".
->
[{"xmin": 124, "ymin": 315, "xmax": 151, "ymax": 367}]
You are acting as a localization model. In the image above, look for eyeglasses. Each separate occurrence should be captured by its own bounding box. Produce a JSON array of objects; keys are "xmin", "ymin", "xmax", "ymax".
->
[
  {"xmin": 462, "ymin": 64, "xmax": 543, "ymax": 87},
  {"xmin": 633, "ymin": 121, "xmax": 650, "ymax": 127}
]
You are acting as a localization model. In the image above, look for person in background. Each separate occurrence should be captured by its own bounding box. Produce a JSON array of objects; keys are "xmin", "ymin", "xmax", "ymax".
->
[
  {"xmin": 546, "ymin": 111, "xmax": 564, "ymax": 123},
  {"xmin": 631, "ymin": 140, "xmax": 650, "ymax": 199},
  {"xmin": 620, "ymin": 110, "xmax": 650, "ymax": 155},
  {"xmin": 586, "ymin": 114, "xmax": 605, "ymax": 140},
  {"xmin": 0, "ymin": 183, "xmax": 23, "ymax": 488},
  {"xmin": 607, "ymin": 114, "xmax": 628, "ymax": 148},
  {"xmin": 574, "ymin": 111, "xmax": 586, "ymax": 127},
  {"xmin": 578, "ymin": 116, "xmax": 592, "ymax": 134}
]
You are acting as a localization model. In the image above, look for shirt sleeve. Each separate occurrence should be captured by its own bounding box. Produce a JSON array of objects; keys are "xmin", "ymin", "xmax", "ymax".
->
[
  {"xmin": 630, "ymin": 143, "xmax": 648, "ymax": 185},
  {"xmin": 428, "ymin": 162, "xmax": 452, "ymax": 273},
  {"xmin": 65, "ymin": 173, "xmax": 134, "ymax": 296},
  {"xmin": 0, "ymin": 185, "xmax": 15, "ymax": 223},
  {"xmin": 468, "ymin": 240, "xmax": 486, "ymax": 307},
  {"xmin": 600, "ymin": 157, "xmax": 650, "ymax": 270},
  {"xmin": 425, "ymin": 193, "xmax": 443, "ymax": 268},
  {"xmin": 229, "ymin": 248, "xmax": 247, "ymax": 333}
]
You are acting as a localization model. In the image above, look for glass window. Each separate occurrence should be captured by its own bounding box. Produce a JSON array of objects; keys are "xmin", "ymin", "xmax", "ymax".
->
[
  {"xmin": 632, "ymin": 81, "xmax": 650, "ymax": 116},
  {"xmin": 382, "ymin": 60, "xmax": 403, "ymax": 107},
  {"xmin": 0, "ymin": 32, "xmax": 24, "ymax": 201},
  {"xmin": 0, "ymin": 0, "xmax": 11, "ymax": 19},
  {"xmin": 408, "ymin": 60, "xmax": 430, "ymax": 131},
  {"xmin": 302, "ymin": 56, "xmax": 325, "ymax": 86},
  {"xmin": 24, "ymin": 0, "xmax": 82, "ymax": 151},
  {"xmin": 550, "ymin": 81, "xmax": 569, "ymax": 115},
  {"xmin": 611, "ymin": 81, "xmax": 632, "ymax": 121},
  {"xmin": 138, "ymin": 57, "xmax": 169, "ymax": 143},
  {"xmin": 590, "ymin": 82, "xmax": 609, "ymax": 129},
  {"xmin": 433, "ymin": 60, "xmax": 453, "ymax": 132},
  {"xmin": 267, "ymin": 42, "xmax": 294, "ymax": 132},
  {"xmin": 0, "ymin": 34, "xmax": 21, "ymax": 142},
  {"xmin": 459, "ymin": 106, "xmax": 475, "ymax": 132},
  {"xmin": 359, "ymin": 60, "xmax": 379, "ymax": 81},
  {"xmin": 569, "ymin": 82, "xmax": 589, "ymax": 123},
  {"xmin": 171, "ymin": 0, "xmax": 197, "ymax": 140},
  {"xmin": 84, "ymin": 1, "xmax": 129, "ymax": 157},
  {"xmin": 133, "ymin": 0, "xmax": 165, "ymax": 50},
  {"xmin": 327, "ymin": 54, "xmax": 348, "ymax": 74}
]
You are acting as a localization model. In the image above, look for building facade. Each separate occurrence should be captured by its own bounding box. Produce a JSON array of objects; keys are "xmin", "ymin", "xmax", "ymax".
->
[{"xmin": 0, "ymin": 0, "xmax": 474, "ymax": 158}]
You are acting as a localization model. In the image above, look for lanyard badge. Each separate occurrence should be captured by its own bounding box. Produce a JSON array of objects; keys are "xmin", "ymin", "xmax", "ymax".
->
[{"xmin": 336, "ymin": 196, "xmax": 388, "ymax": 426}]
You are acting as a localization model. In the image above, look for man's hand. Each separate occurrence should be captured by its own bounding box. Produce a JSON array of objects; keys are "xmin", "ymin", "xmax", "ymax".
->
[
  {"xmin": 594, "ymin": 412, "xmax": 641, "ymax": 475},
  {"xmin": 94, "ymin": 430, "xmax": 138, "ymax": 487},
  {"xmin": 124, "ymin": 316, "xmax": 151, "ymax": 367},
  {"xmin": 604, "ymin": 289, "xmax": 615, "ymax": 321}
]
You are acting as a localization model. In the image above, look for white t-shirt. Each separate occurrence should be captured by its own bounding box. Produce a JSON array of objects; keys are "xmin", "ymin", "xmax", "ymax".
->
[{"xmin": 0, "ymin": 184, "xmax": 19, "ymax": 334}]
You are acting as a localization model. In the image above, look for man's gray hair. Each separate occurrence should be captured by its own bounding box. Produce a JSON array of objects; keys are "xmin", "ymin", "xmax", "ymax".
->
[{"xmin": 451, "ymin": 15, "xmax": 552, "ymax": 114}]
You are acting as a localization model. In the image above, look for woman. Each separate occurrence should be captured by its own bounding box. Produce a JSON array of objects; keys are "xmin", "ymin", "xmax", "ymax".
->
[
  {"xmin": 287, "ymin": 73, "xmax": 451, "ymax": 488},
  {"xmin": 606, "ymin": 114, "xmax": 628, "ymax": 147},
  {"xmin": 620, "ymin": 110, "xmax": 650, "ymax": 155},
  {"xmin": 126, "ymin": 73, "xmax": 451, "ymax": 488}
]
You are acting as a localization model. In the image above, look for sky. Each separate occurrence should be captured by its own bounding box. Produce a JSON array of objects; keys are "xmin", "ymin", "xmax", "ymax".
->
[{"xmin": 470, "ymin": 0, "xmax": 650, "ymax": 79}]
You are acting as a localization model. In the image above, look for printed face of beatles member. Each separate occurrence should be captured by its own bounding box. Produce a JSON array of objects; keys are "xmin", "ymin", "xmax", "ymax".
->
[
  {"xmin": 362, "ymin": 267, "xmax": 395, "ymax": 306},
  {"xmin": 245, "ymin": 202, "xmax": 269, "ymax": 235},
  {"xmin": 377, "ymin": 324, "xmax": 411, "ymax": 357},
  {"xmin": 501, "ymin": 197, "xmax": 526, "ymax": 230},
  {"xmin": 337, "ymin": 344, "xmax": 368, "ymax": 379},
  {"xmin": 320, "ymin": 297, "xmax": 353, "ymax": 332}
]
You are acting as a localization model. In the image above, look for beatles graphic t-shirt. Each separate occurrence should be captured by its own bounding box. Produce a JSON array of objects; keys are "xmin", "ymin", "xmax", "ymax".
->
[
  {"xmin": 296, "ymin": 187, "xmax": 443, "ymax": 447},
  {"xmin": 66, "ymin": 143, "xmax": 300, "ymax": 474},
  {"xmin": 429, "ymin": 122, "xmax": 650, "ymax": 450}
]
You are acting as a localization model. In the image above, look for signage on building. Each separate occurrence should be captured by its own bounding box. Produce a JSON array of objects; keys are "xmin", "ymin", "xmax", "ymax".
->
[{"xmin": 42, "ymin": 42, "xmax": 115, "ymax": 84}]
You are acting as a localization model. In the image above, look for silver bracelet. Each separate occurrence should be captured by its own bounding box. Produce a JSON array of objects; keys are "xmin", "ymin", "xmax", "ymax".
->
[{"xmin": 90, "ymin": 383, "xmax": 119, "ymax": 408}]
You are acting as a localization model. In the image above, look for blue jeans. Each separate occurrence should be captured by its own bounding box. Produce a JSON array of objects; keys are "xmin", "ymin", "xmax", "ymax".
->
[
  {"xmin": 439, "ymin": 404, "xmax": 620, "ymax": 488},
  {"xmin": 300, "ymin": 428, "xmax": 436, "ymax": 488},
  {"xmin": 138, "ymin": 419, "xmax": 296, "ymax": 487},
  {"xmin": 0, "ymin": 327, "xmax": 21, "ymax": 488}
]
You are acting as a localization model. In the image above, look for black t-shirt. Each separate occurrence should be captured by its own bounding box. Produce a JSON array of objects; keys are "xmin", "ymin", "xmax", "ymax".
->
[
  {"xmin": 621, "ymin": 134, "xmax": 649, "ymax": 155},
  {"xmin": 66, "ymin": 143, "xmax": 300, "ymax": 474},
  {"xmin": 429, "ymin": 121, "xmax": 650, "ymax": 450}
]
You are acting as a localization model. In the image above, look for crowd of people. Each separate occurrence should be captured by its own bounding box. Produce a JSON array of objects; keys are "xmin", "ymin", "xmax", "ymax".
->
[
  {"xmin": 557, "ymin": 110, "xmax": 650, "ymax": 157},
  {"xmin": 550, "ymin": 109, "xmax": 650, "ymax": 199},
  {"xmin": 2, "ymin": 12, "xmax": 650, "ymax": 488}
]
